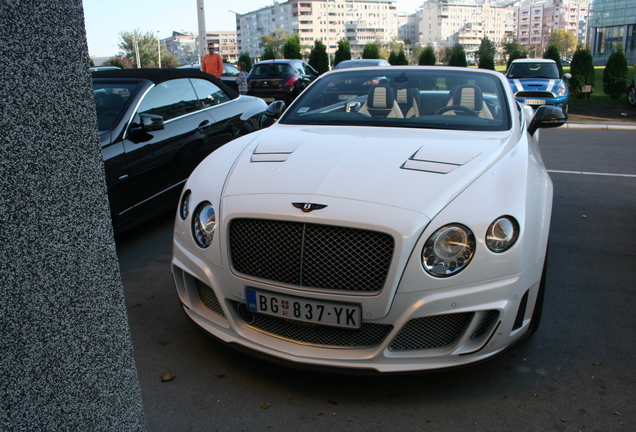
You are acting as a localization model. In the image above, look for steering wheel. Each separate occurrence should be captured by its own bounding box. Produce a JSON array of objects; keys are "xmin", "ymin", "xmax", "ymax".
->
[{"xmin": 435, "ymin": 105, "xmax": 478, "ymax": 116}]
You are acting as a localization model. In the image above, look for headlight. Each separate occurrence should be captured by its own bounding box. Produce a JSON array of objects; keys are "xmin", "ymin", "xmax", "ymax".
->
[
  {"xmin": 557, "ymin": 84, "xmax": 566, "ymax": 96},
  {"xmin": 179, "ymin": 190, "xmax": 191, "ymax": 221},
  {"xmin": 486, "ymin": 216, "xmax": 519, "ymax": 253},
  {"xmin": 192, "ymin": 201, "xmax": 216, "ymax": 248},
  {"xmin": 422, "ymin": 224, "xmax": 475, "ymax": 277}
]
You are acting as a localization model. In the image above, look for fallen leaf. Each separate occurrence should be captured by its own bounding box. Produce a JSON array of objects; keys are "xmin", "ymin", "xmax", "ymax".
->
[
  {"xmin": 613, "ymin": 412, "xmax": 624, "ymax": 416},
  {"xmin": 160, "ymin": 372, "xmax": 175, "ymax": 382},
  {"xmin": 533, "ymin": 393, "xmax": 538, "ymax": 397},
  {"xmin": 259, "ymin": 402, "xmax": 270, "ymax": 409},
  {"xmin": 560, "ymin": 418, "xmax": 567, "ymax": 422}
]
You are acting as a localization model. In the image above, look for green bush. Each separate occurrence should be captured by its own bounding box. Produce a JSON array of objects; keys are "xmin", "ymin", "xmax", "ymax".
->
[
  {"xmin": 568, "ymin": 47, "xmax": 594, "ymax": 98},
  {"xmin": 238, "ymin": 52, "xmax": 252, "ymax": 72},
  {"xmin": 543, "ymin": 44, "xmax": 563, "ymax": 77},
  {"xmin": 362, "ymin": 43, "xmax": 381, "ymax": 59},
  {"xmin": 506, "ymin": 48, "xmax": 526, "ymax": 71},
  {"xmin": 479, "ymin": 54, "xmax": 495, "ymax": 70},
  {"xmin": 333, "ymin": 40, "xmax": 351, "ymax": 67},
  {"xmin": 308, "ymin": 40, "xmax": 329, "ymax": 74},
  {"xmin": 418, "ymin": 45, "xmax": 436, "ymax": 65},
  {"xmin": 603, "ymin": 49, "xmax": 628, "ymax": 99},
  {"xmin": 282, "ymin": 35, "xmax": 302, "ymax": 60},
  {"xmin": 448, "ymin": 44, "xmax": 467, "ymax": 67}
]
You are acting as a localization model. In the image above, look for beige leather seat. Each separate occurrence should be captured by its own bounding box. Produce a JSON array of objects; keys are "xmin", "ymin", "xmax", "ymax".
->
[
  {"xmin": 445, "ymin": 84, "xmax": 493, "ymax": 119},
  {"xmin": 358, "ymin": 85, "xmax": 404, "ymax": 118},
  {"xmin": 395, "ymin": 87, "xmax": 420, "ymax": 118}
]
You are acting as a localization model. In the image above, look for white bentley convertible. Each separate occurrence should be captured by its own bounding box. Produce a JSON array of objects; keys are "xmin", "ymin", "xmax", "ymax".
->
[{"xmin": 172, "ymin": 66, "xmax": 566, "ymax": 373}]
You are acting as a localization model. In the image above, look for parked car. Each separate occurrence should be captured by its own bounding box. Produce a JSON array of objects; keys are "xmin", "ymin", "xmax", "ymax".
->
[
  {"xmin": 178, "ymin": 63, "xmax": 242, "ymax": 91},
  {"xmin": 172, "ymin": 66, "xmax": 567, "ymax": 373},
  {"xmin": 628, "ymin": 63, "xmax": 636, "ymax": 107},
  {"xmin": 333, "ymin": 59, "xmax": 391, "ymax": 69},
  {"xmin": 506, "ymin": 58, "xmax": 571, "ymax": 112},
  {"xmin": 90, "ymin": 66, "xmax": 121, "ymax": 71},
  {"xmin": 91, "ymin": 68, "xmax": 271, "ymax": 234},
  {"xmin": 246, "ymin": 59, "xmax": 318, "ymax": 104}
]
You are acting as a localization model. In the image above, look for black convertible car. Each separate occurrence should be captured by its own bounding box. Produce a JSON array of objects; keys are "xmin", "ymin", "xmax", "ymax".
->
[{"xmin": 92, "ymin": 68, "xmax": 272, "ymax": 234}]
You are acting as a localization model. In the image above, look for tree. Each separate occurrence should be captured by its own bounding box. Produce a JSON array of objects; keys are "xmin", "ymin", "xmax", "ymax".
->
[
  {"xmin": 550, "ymin": 29, "xmax": 577, "ymax": 59},
  {"xmin": 448, "ymin": 44, "xmax": 467, "ymax": 67},
  {"xmin": 543, "ymin": 43, "xmax": 563, "ymax": 76},
  {"xmin": 261, "ymin": 46, "xmax": 277, "ymax": 60},
  {"xmin": 568, "ymin": 46, "xmax": 595, "ymax": 98},
  {"xmin": 333, "ymin": 40, "xmax": 351, "ymax": 67},
  {"xmin": 160, "ymin": 52, "xmax": 180, "ymax": 69},
  {"xmin": 362, "ymin": 42, "xmax": 381, "ymax": 59},
  {"xmin": 506, "ymin": 48, "xmax": 527, "ymax": 71},
  {"xmin": 501, "ymin": 36, "xmax": 522, "ymax": 63},
  {"xmin": 308, "ymin": 40, "xmax": 329, "ymax": 74},
  {"xmin": 107, "ymin": 56, "xmax": 132, "ymax": 69},
  {"xmin": 418, "ymin": 45, "xmax": 436, "ymax": 65},
  {"xmin": 118, "ymin": 29, "xmax": 163, "ymax": 68},
  {"xmin": 259, "ymin": 29, "xmax": 286, "ymax": 59},
  {"xmin": 282, "ymin": 34, "xmax": 302, "ymax": 59},
  {"xmin": 478, "ymin": 37, "xmax": 496, "ymax": 70},
  {"xmin": 238, "ymin": 52, "xmax": 252, "ymax": 72},
  {"xmin": 603, "ymin": 48, "xmax": 628, "ymax": 99}
]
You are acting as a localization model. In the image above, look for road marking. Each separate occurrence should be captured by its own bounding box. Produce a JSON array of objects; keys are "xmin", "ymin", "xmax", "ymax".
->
[{"xmin": 548, "ymin": 169, "xmax": 636, "ymax": 178}]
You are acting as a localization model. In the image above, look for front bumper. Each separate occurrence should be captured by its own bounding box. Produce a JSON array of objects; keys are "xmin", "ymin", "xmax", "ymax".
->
[{"xmin": 172, "ymin": 237, "xmax": 543, "ymax": 373}]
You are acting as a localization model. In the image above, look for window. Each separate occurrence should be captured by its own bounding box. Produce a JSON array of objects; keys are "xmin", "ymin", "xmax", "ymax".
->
[
  {"xmin": 137, "ymin": 78, "xmax": 201, "ymax": 121},
  {"xmin": 191, "ymin": 79, "xmax": 230, "ymax": 108}
]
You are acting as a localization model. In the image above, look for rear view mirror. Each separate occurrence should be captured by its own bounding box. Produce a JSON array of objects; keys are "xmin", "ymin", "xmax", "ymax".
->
[
  {"xmin": 528, "ymin": 105, "xmax": 567, "ymax": 135},
  {"xmin": 265, "ymin": 101, "xmax": 286, "ymax": 119}
]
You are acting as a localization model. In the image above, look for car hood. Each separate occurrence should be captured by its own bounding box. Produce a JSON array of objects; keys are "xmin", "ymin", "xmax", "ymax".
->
[
  {"xmin": 508, "ymin": 77, "xmax": 565, "ymax": 94},
  {"xmin": 222, "ymin": 125, "xmax": 517, "ymax": 218}
]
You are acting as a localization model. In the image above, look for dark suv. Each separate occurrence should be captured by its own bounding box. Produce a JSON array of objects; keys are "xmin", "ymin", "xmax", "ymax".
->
[{"xmin": 247, "ymin": 59, "xmax": 318, "ymax": 105}]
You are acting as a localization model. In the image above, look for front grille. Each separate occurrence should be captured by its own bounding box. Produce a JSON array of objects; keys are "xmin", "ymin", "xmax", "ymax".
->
[
  {"xmin": 388, "ymin": 312, "xmax": 474, "ymax": 351},
  {"xmin": 232, "ymin": 301, "xmax": 392, "ymax": 347},
  {"xmin": 229, "ymin": 218, "xmax": 394, "ymax": 293},
  {"xmin": 471, "ymin": 310, "xmax": 499, "ymax": 340},
  {"xmin": 195, "ymin": 279, "xmax": 225, "ymax": 317},
  {"xmin": 516, "ymin": 91, "xmax": 555, "ymax": 98}
]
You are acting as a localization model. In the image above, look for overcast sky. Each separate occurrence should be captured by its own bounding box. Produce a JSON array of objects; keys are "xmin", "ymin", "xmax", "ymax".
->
[{"xmin": 82, "ymin": 0, "xmax": 424, "ymax": 58}]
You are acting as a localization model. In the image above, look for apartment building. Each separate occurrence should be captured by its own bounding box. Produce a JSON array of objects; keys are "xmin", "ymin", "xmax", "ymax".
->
[
  {"xmin": 417, "ymin": 0, "xmax": 514, "ymax": 51},
  {"xmin": 163, "ymin": 31, "xmax": 238, "ymax": 65},
  {"xmin": 513, "ymin": 0, "xmax": 588, "ymax": 56},
  {"xmin": 234, "ymin": 0, "xmax": 399, "ymax": 61}
]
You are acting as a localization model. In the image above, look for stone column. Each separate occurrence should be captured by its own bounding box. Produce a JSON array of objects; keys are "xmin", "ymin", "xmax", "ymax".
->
[{"xmin": 0, "ymin": 1, "xmax": 146, "ymax": 430}]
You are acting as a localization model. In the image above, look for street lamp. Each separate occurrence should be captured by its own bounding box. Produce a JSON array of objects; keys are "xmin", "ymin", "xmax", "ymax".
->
[{"xmin": 157, "ymin": 31, "xmax": 161, "ymax": 68}]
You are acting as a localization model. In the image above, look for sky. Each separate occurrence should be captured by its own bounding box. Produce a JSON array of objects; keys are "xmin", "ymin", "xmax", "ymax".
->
[{"xmin": 82, "ymin": 0, "xmax": 424, "ymax": 58}]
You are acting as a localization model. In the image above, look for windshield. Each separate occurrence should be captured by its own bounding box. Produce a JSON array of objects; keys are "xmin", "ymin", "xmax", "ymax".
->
[
  {"xmin": 280, "ymin": 69, "xmax": 510, "ymax": 132},
  {"xmin": 93, "ymin": 82, "xmax": 140, "ymax": 130},
  {"xmin": 507, "ymin": 62, "xmax": 560, "ymax": 79},
  {"xmin": 250, "ymin": 63, "xmax": 294, "ymax": 77}
]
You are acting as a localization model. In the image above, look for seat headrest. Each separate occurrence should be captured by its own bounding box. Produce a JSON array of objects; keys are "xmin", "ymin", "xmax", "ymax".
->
[
  {"xmin": 366, "ymin": 85, "xmax": 396, "ymax": 109},
  {"xmin": 449, "ymin": 85, "xmax": 483, "ymax": 110}
]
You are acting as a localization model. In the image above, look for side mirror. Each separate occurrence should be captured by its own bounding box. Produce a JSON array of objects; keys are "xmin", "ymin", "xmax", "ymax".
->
[
  {"xmin": 265, "ymin": 100, "xmax": 286, "ymax": 119},
  {"xmin": 130, "ymin": 113, "xmax": 165, "ymax": 133},
  {"xmin": 528, "ymin": 105, "xmax": 567, "ymax": 135},
  {"xmin": 564, "ymin": 72, "xmax": 572, "ymax": 79}
]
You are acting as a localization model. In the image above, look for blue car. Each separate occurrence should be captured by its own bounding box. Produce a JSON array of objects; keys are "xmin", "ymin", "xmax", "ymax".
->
[{"xmin": 506, "ymin": 58, "xmax": 571, "ymax": 112}]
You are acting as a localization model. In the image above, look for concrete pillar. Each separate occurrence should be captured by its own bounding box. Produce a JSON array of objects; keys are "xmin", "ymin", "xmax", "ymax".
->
[{"xmin": 0, "ymin": 1, "xmax": 146, "ymax": 430}]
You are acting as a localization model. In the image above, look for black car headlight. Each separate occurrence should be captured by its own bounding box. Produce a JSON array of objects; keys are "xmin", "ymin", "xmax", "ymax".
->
[
  {"xmin": 422, "ymin": 224, "xmax": 475, "ymax": 277},
  {"xmin": 486, "ymin": 216, "xmax": 519, "ymax": 253},
  {"xmin": 192, "ymin": 201, "xmax": 216, "ymax": 248},
  {"xmin": 179, "ymin": 190, "xmax": 191, "ymax": 221}
]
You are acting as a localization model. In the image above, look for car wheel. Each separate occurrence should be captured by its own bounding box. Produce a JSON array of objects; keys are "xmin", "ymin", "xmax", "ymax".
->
[
  {"xmin": 627, "ymin": 85, "xmax": 636, "ymax": 107},
  {"xmin": 528, "ymin": 254, "xmax": 547, "ymax": 335}
]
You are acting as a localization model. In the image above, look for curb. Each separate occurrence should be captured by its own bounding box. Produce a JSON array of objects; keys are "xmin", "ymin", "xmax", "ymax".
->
[{"xmin": 563, "ymin": 122, "xmax": 636, "ymax": 130}]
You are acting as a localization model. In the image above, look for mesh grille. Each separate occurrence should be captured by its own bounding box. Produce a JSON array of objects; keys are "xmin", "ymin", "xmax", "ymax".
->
[
  {"xmin": 229, "ymin": 218, "xmax": 394, "ymax": 292},
  {"xmin": 471, "ymin": 310, "xmax": 499, "ymax": 340},
  {"xmin": 232, "ymin": 301, "xmax": 392, "ymax": 347},
  {"xmin": 389, "ymin": 312, "xmax": 474, "ymax": 351},
  {"xmin": 195, "ymin": 279, "xmax": 226, "ymax": 317},
  {"xmin": 516, "ymin": 91, "xmax": 555, "ymax": 98}
]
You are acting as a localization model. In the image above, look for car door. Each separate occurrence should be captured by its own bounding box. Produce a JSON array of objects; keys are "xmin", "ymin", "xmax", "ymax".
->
[{"xmin": 122, "ymin": 78, "xmax": 221, "ymax": 222}]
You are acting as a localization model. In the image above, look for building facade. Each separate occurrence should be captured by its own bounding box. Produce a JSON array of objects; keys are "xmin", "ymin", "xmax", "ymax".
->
[
  {"xmin": 587, "ymin": 0, "xmax": 636, "ymax": 65},
  {"xmin": 163, "ymin": 31, "xmax": 238, "ymax": 65}
]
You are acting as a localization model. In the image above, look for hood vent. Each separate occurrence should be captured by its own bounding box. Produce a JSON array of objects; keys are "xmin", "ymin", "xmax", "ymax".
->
[
  {"xmin": 401, "ymin": 146, "xmax": 479, "ymax": 174},
  {"xmin": 250, "ymin": 139, "xmax": 302, "ymax": 163}
]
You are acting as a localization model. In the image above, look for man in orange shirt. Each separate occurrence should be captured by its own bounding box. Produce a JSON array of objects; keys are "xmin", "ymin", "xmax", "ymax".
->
[{"xmin": 201, "ymin": 43, "xmax": 223, "ymax": 79}]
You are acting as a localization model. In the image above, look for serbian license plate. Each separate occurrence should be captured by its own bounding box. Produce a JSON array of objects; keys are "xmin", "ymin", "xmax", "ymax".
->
[
  {"xmin": 339, "ymin": 94, "xmax": 359, "ymax": 100},
  {"xmin": 525, "ymin": 99, "xmax": 545, "ymax": 105},
  {"xmin": 246, "ymin": 288, "xmax": 361, "ymax": 329}
]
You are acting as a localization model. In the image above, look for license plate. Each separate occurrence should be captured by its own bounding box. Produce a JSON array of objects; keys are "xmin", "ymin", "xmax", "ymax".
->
[
  {"xmin": 245, "ymin": 288, "xmax": 361, "ymax": 329},
  {"xmin": 339, "ymin": 94, "xmax": 359, "ymax": 100},
  {"xmin": 524, "ymin": 99, "xmax": 545, "ymax": 105},
  {"xmin": 263, "ymin": 97, "xmax": 275, "ymax": 102}
]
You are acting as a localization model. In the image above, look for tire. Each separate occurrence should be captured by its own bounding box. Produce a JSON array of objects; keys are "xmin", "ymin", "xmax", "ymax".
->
[
  {"xmin": 528, "ymin": 256, "xmax": 547, "ymax": 335},
  {"xmin": 627, "ymin": 85, "xmax": 636, "ymax": 107}
]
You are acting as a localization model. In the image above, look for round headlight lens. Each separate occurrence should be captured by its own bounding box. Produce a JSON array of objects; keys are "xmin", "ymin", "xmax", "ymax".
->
[
  {"xmin": 192, "ymin": 202, "xmax": 216, "ymax": 248},
  {"xmin": 422, "ymin": 224, "xmax": 475, "ymax": 277},
  {"xmin": 486, "ymin": 216, "xmax": 519, "ymax": 253},
  {"xmin": 557, "ymin": 84, "xmax": 566, "ymax": 96},
  {"xmin": 179, "ymin": 190, "xmax": 191, "ymax": 221}
]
